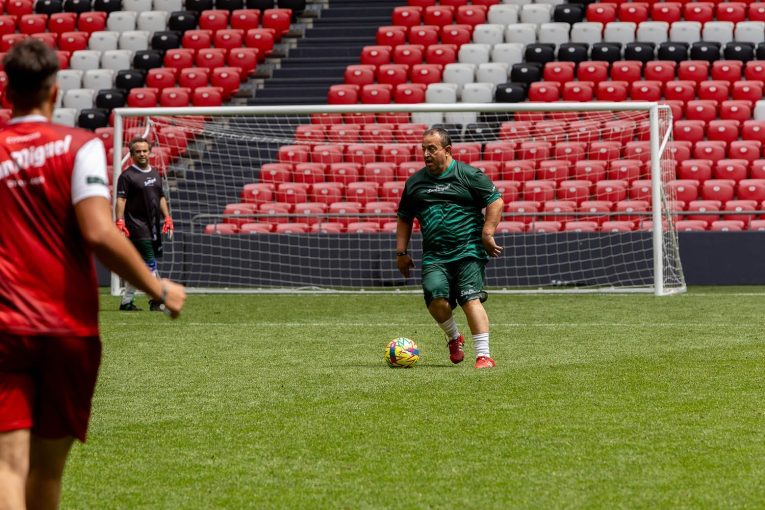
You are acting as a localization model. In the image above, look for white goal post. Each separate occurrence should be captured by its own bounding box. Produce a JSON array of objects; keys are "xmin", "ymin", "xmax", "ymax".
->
[{"xmin": 110, "ymin": 102, "xmax": 686, "ymax": 296}]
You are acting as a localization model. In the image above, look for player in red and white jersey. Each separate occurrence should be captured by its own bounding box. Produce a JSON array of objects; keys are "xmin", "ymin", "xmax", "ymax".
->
[{"xmin": 0, "ymin": 40, "xmax": 186, "ymax": 510}]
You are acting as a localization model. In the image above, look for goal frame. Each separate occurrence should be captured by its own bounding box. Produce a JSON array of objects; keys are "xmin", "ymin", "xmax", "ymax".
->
[{"xmin": 110, "ymin": 102, "xmax": 684, "ymax": 297}]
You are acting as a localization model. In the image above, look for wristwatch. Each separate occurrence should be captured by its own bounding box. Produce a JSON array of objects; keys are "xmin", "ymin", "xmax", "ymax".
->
[{"xmin": 396, "ymin": 251, "xmax": 408, "ymax": 257}]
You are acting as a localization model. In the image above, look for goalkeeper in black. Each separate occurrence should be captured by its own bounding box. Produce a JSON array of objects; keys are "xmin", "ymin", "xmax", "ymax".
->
[
  {"xmin": 115, "ymin": 137, "xmax": 174, "ymax": 311},
  {"xmin": 396, "ymin": 127, "xmax": 504, "ymax": 369}
]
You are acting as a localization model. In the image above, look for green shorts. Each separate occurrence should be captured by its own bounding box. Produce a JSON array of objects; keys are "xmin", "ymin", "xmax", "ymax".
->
[{"xmin": 421, "ymin": 258, "xmax": 488, "ymax": 309}]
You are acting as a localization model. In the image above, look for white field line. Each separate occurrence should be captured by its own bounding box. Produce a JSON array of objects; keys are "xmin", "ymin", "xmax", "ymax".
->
[{"xmin": 106, "ymin": 322, "xmax": 756, "ymax": 328}]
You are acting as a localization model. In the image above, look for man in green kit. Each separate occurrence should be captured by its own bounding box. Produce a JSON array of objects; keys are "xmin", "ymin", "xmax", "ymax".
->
[{"xmin": 396, "ymin": 127, "xmax": 504, "ymax": 369}]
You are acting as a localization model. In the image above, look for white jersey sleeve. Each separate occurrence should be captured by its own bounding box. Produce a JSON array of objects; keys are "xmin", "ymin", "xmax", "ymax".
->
[{"xmin": 71, "ymin": 137, "xmax": 110, "ymax": 205}]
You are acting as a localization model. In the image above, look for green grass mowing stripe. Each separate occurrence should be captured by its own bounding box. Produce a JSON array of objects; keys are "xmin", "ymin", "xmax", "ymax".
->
[{"xmin": 62, "ymin": 291, "xmax": 765, "ymax": 509}]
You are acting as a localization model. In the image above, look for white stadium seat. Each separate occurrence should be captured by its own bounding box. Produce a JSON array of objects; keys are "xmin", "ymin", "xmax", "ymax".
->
[
  {"xmin": 488, "ymin": 4, "xmax": 518, "ymax": 25},
  {"xmin": 88, "ymin": 31, "xmax": 119, "ymax": 51},
  {"xmin": 669, "ymin": 21, "xmax": 701, "ymax": 44},
  {"xmin": 735, "ymin": 21, "xmax": 765, "ymax": 44},
  {"xmin": 755, "ymin": 100, "xmax": 765, "ymax": 120},
  {"xmin": 152, "ymin": 0, "xmax": 181, "ymax": 11},
  {"xmin": 637, "ymin": 21, "xmax": 669, "ymax": 45},
  {"xmin": 491, "ymin": 43, "xmax": 524, "ymax": 67},
  {"xmin": 458, "ymin": 43, "xmax": 491, "ymax": 65},
  {"xmin": 57, "ymin": 69, "xmax": 83, "ymax": 91},
  {"xmin": 69, "ymin": 50, "xmax": 102, "ymax": 71},
  {"xmin": 520, "ymin": 3, "xmax": 552, "ymax": 25},
  {"xmin": 472, "ymin": 24, "xmax": 505, "ymax": 46},
  {"xmin": 107, "ymin": 11, "xmax": 137, "ymax": 32},
  {"xmin": 52, "ymin": 108, "xmax": 77, "ymax": 127},
  {"xmin": 100, "ymin": 49, "xmax": 133, "ymax": 71},
  {"xmin": 122, "ymin": 0, "xmax": 152, "ymax": 12},
  {"xmin": 119, "ymin": 31, "xmax": 150, "ymax": 52},
  {"xmin": 83, "ymin": 69, "xmax": 115, "ymax": 91},
  {"xmin": 477, "ymin": 62, "xmax": 509, "ymax": 85},
  {"xmin": 442, "ymin": 63, "xmax": 476, "ymax": 96},
  {"xmin": 604, "ymin": 22, "xmax": 636, "ymax": 45},
  {"xmin": 504, "ymin": 23, "xmax": 537, "ymax": 45},
  {"xmin": 137, "ymin": 11, "xmax": 169, "ymax": 33},
  {"xmin": 538, "ymin": 22, "xmax": 570, "ymax": 45},
  {"xmin": 62, "ymin": 88, "xmax": 95, "ymax": 110},
  {"xmin": 703, "ymin": 21, "xmax": 734, "ymax": 45},
  {"xmin": 570, "ymin": 22, "xmax": 603, "ymax": 45}
]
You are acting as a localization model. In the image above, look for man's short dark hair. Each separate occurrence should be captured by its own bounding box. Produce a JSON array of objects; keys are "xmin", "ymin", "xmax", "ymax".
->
[
  {"xmin": 129, "ymin": 137, "xmax": 152, "ymax": 153},
  {"xmin": 423, "ymin": 127, "xmax": 452, "ymax": 148},
  {"xmin": 3, "ymin": 39, "xmax": 59, "ymax": 111}
]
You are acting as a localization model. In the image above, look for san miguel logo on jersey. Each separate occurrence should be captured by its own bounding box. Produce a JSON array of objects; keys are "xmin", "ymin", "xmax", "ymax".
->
[
  {"xmin": 144, "ymin": 176, "xmax": 157, "ymax": 187},
  {"xmin": 424, "ymin": 183, "xmax": 451, "ymax": 194},
  {"xmin": 0, "ymin": 134, "xmax": 73, "ymax": 185}
]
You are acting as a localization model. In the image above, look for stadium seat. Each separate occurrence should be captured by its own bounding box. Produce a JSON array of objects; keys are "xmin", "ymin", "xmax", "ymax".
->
[
  {"xmin": 441, "ymin": 24, "xmax": 472, "ymax": 46},
  {"xmin": 701, "ymin": 179, "xmax": 736, "ymax": 202},
  {"xmin": 709, "ymin": 220, "xmax": 745, "ymax": 232}
]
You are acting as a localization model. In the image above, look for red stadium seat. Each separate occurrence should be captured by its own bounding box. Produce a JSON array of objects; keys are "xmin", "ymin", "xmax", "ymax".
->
[
  {"xmin": 275, "ymin": 183, "xmax": 309, "ymax": 207},
  {"xmin": 601, "ymin": 220, "xmax": 635, "ymax": 232},
  {"xmin": 677, "ymin": 61, "xmax": 709, "ymax": 84},
  {"xmin": 277, "ymin": 145, "xmax": 310, "ymax": 165},
  {"xmin": 327, "ymin": 124, "xmax": 361, "ymax": 144},
  {"xmin": 241, "ymin": 183, "xmax": 275, "ymax": 206},
  {"xmin": 576, "ymin": 61, "xmax": 609, "ymax": 84},
  {"xmin": 424, "ymin": 5, "xmax": 455, "ymax": 26},
  {"xmin": 731, "ymin": 81, "xmax": 763, "ymax": 102},
  {"xmin": 205, "ymin": 223, "xmax": 239, "ymax": 234},
  {"xmin": 30, "ymin": 32, "xmax": 56, "ymax": 48},
  {"xmin": 742, "ymin": 121, "xmax": 765, "ymax": 143},
  {"xmin": 587, "ymin": 3, "xmax": 617, "ymax": 23},
  {"xmin": 455, "ymin": 4, "xmax": 487, "ymax": 25},
  {"xmin": 493, "ymin": 180, "xmax": 520, "ymax": 202},
  {"xmin": 223, "ymin": 203, "xmax": 257, "ymax": 227},
  {"xmin": 410, "ymin": 64, "xmax": 442, "ymax": 85},
  {"xmin": 629, "ymin": 179, "xmax": 653, "ymax": 203},
  {"xmin": 528, "ymin": 221, "xmax": 562, "ymax": 233},
  {"xmin": 729, "ymin": 141, "xmax": 762, "ymax": 163},
  {"xmin": 709, "ymin": 220, "xmax": 745, "ymax": 232},
  {"xmin": 701, "ymin": 179, "xmax": 735, "ymax": 202},
  {"xmin": 652, "ymin": 2, "xmax": 682, "ymax": 23},
  {"xmin": 675, "ymin": 220, "xmax": 707, "ymax": 232},
  {"xmin": 6, "ymin": 0, "xmax": 33, "ymax": 16},
  {"xmin": 471, "ymin": 160, "xmax": 501, "ymax": 181},
  {"xmin": 711, "ymin": 60, "xmax": 743, "ymax": 84},
  {"xmin": 377, "ymin": 25, "xmax": 407, "ymax": 46},
  {"xmin": 720, "ymin": 100, "xmax": 752, "ymax": 122},
  {"xmin": 697, "ymin": 80, "xmax": 729, "ymax": 102},
  {"xmin": 667, "ymin": 179, "xmax": 700, "ymax": 203},
  {"xmin": 678, "ymin": 160, "xmax": 712, "ymax": 182},
  {"xmin": 664, "ymin": 80, "xmax": 696, "ymax": 103},
  {"xmin": 578, "ymin": 200, "xmax": 612, "ymax": 225},
  {"xmin": 345, "ymin": 182, "xmax": 379, "ymax": 206},
  {"xmin": 557, "ymin": 180, "xmax": 591, "ymax": 205},
  {"xmin": 230, "ymin": 9, "xmax": 260, "ymax": 31},
  {"xmin": 293, "ymin": 163, "xmax": 326, "ymax": 185},
  {"xmin": 685, "ymin": 100, "xmax": 718, "ymax": 123},
  {"xmin": 644, "ymin": 61, "xmax": 677, "ymax": 83},
  {"xmin": 310, "ymin": 182, "xmax": 344, "ymax": 205},
  {"xmin": 363, "ymin": 162, "xmax": 396, "ymax": 184},
  {"xmin": 19, "ymin": 14, "xmax": 47, "ymax": 35},
  {"xmin": 393, "ymin": 44, "xmax": 424, "ymax": 66},
  {"xmin": 573, "ymin": 160, "xmax": 607, "ymax": 183},
  {"xmin": 127, "ymin": 87, "xmax": 158, "ymax": 108},
  {"xmin": 594, "ymin": 180, "xmax": 628, "ymax": 202},
  {"xmin": 394, "ymin": 83, "xmax": 426, "ymax": 103},
  {"xmin": 380, "ymin": 181, "xmax": 405, "ymax": 202},
  {"xmin": 192, "ymin": 86, "xmax": 224, "ymax": 106},
  {"xmin": 0, "ymin": 16, "xmax": 16, "ymax": 37},
  {"xmin": 425, "ymin": 44, "xmax": 457, "ymax": 66},
  {"xmin": 199, "ymin": 10, "xmax": 229, "ymax": 31},
  {"xmin": 619, "ymin": 2, "xmax": 649, "ymax": 22},
  {"xmin": 260, "ymin": 163, "xmax": 293, "ymax": 184},
  {"xmin": 360, "ymin": 123, "xmax": 394, "ymax": 144},
  {"xmin": 555, "ymin": 142, "xmax": 587, "ymax": 165},
  {"xmin": 674, "ymin": 120, "xmax": 706, "ymax": 143},
  {"xmin": 543, "ymin": 200, "xmax": 577, "ymax": 222},
  {"xmin": 312, "ymin": 144, "xmax": 344, "ymax": 165},
  {"xmin": 227, "ymin": 48, "xmax": 258, "ymax": 76},
  {"xmin": 624, "ymin": 141, "xmax": 651, "ymax": 163},
  {"xmin": 408, "ymin": 24, "xmax": 439, "ymax": 46},
  {"xmin": 537, "ymin": 160, "xmax": 570, "ymax": 183},
  {"xmin": 611, "ymin": 60, "xmax": 642, "ymax": 82},
  {"xmin": 214, "ymin": 29, "xmax": 245, "ymax": 51},
  {"xmin": 714, "ymin": 159, "xmax": 748, "ymax": 182},
  {"xmin": 686, "ymin": 199, "xmax": 722, "ymax": 222},
  {"xmin": 452, "ymin": 142, "xmax": 481, "ymax": 162},
  {"xmin": 505, "ymin": 201, "xmax": 540, "ymax": 225},
  {"xmin": 745, "ymin": 60, "xmax": 765, "ymax": 81},
  {"xmin": 503, "ymin": 160, "xmax": 536, "ymax": 182},
  {"xmin": 737, "ymin": 179, "xmax": 765, "ymax": 202},
  {"xmin": 528, "ymin": 82, "xmax": 561, "ymax": 102},
  {"xmin": 76, "ymin": 11, "xmax": 106, "ymax": 34},
  {"xmin": 608, "ymin": 160, "xmax": 643, "ymax": 182},
  {"xmin": 614, "ymin": 199, "xmax": 649, "ymax": 222},
  {"xmin": 543, "ymin": 61, "xmax": 575, "ymax": 83},
  {"xmin": 364, "ymin": 201, "xmax": 397, "ymax": 227},
  {"xmin": 178, "ymin": 67, "xmax": 210, "ymax": 89},
  {"xmin": 159, "ymin": 87, "xmax": 191, "ymax": 107},
  {"xmin": 344, "ymin": 64, "xmax": 376, "ymax": 86},
  {"xmin": 182, "ymin": 29, "xmax": 213, "ymax": 51},
  {"xmin": 360, "ymin": 83, "xmax": 392, "ymax": 104},
  {"xmin": 629, "ymin": 80, "xmax": 663, "ymax": 101},
  {"xmin": 684, "ymin": 2, "xmax": 714, "ymax": 23},
  {"xmin": 164, "ymin": 49, "xmax": 195, "ymax": 71},
  {"xmin": 262, "ymin": 9, "xmax": 292, "ymax": 41},
  {"xmin": 392, "ymin": 6, "xmax": 423, "ymax": 27},
  {"xmin": 259, "ymin": 202, "xmax": 291, "ymax": 224},
  {"xmin": 562, "ymin": 81, "xmax": 594, "ymax": 102},
  {"xmin": 379, "ymin": 143, "xmax": 413, "ymax": 164},
  {"xmin": 694, "ymin": 141, "xmax": 727, "ymax": 162},
  {"xmin": 483, "ymin": 141, "xmax": 516, "ymax": 162},
  {"xmin": 724, "ymin": 200, "xmax": 757, "ymax": 226},
  {"xmin": 57, "ymin": 32, "xmax": 88, "ymax": 52},
  {"xmin": 327, "ymin": 162, "xmax": 361, "ymax": 185},
  {"xmin": 496, "ymin": 221, "xmax": 526, "ymax": 233},
  {"xmin": 328, "ymin": 84, "xmax": 359, "ymax": 104},
  {"xmin": 440, "ymin": 24, "xmax": 472, "ymax": 46},
  {"xmin": 146, "ymin": 68, "xmax": 178, "ymax": 90},
  {"xmin": 717, "ymin": 2, "xmax": 746, "ymax": 22},
  {"xmin": 377, "ymin": 64, "xmax": 408, "ymax": 86},
  {"xmin": 522, "ymin": 180, "xmax": 556, "ymax": 202},
  {"xmin": 296, "ymin": 124, "xmax": 326, "ymax": 143},
  {"xmin": 596, "ymin": 81, "xmax": 628, "ymax": 102},
  {"xmin": 293, "ymin": 202, "xmax": 328, "ymax": 226},
  {"xmin": 245, "ymin": 29, "xmax": 275, "ymax": 61},
  {"xmin": 195, "ymin": 48, "xmax": 227, "ymax": 70}
]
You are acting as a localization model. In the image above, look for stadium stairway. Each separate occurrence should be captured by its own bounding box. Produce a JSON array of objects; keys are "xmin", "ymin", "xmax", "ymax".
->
[{"xmin": 248, "ymin": 0, "xmax": 405, "ymax": 105}]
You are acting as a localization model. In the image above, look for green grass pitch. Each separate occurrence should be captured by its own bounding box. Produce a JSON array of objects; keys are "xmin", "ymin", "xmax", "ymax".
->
[{"xmin": 63, "ymin": 288, "xmax": 765, "ymax": 509}]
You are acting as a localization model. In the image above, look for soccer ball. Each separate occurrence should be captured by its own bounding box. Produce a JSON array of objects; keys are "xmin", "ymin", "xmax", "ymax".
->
[{"xmin": 385, "ymin": 337, "xmax": 420, "ymax": 368}]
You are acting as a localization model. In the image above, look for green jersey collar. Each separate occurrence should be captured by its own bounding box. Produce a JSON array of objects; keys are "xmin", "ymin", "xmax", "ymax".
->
[{"xmin": 434, "ymin": 159, "xmax": 456, "ymax": 179}]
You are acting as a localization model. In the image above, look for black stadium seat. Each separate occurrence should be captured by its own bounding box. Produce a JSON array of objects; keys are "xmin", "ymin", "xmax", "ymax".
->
[
  {"xmin": 63, "ymin": 0, "xmax": 91, "ymax": 13},
  {"xmin": 151, "ymin": 31, "xmax": 181, "ymax": 53},
  {"xmin": 495, "ymin": 82, "xmax": 527, "ymax": 103},
  {"xmin": 92, "ymin": 0, "xmax": 121, "ymax": 12},
  {"xmin": 510, "ymin": 63, "xmax": 542, "ymax": 85},
  {"xmin": 463, "ymin": 123, "xmax": 499, "ymax": 142},
  {"xmin": 279, "ymin": 0, "xmax": 307, "ymax": 16},
  {"xmin": 115, "ymin": 69, "xmax": 146, "ymax": 91},
  {"xmin": 77, "ymin": 109, "xmax": 109, "ymax": 131},
  {"xmin": 724, "ymin": 42, "xmax": 755, "ymax": 62},
  {"xmin": 591, "ymin": 42, "xmax": 622, "ymax": 63},
  {"xmin": 246, "ymin": 0, "xmax": 274, "ymax": 9},
  {"xmin": 557, "ymin": 42, "xmax": 589, "ymax": 64},
  {"xmin": 216, "ymin": 0, "xmax": 243, "ymax": 10},
  {"xmin": 553, "ymin": 4, "xmax": 584, "ymax": 23},
  {"xmin": 524, "ymin": 43, "xmax": 556, "ymax": 65},
  {"xmin": 35, "ymin": 0, "xmax": 63, "ymax": 14},
  {"xmin": 133, "ymin": 50, "xmax": 163, "ymax": 71},
  {"xmin": 168, "ymin": 11, "xmax": 198, "ymax": 32},
  {"xmin": 184, "ymin": 0, "xmax": 213, "ymax": 13},
  {"xmin": 658, "ymin": 41, "xmax": 689, "ymax": 63},
  {"xmin": 95, "ymin": 89, "xmax": 127, "ymax": 110},
  {"xmin": 624, "ymin": 42, "xmax": 655, "ymax": 64},
  {"xmin": 690, "ymin": 41, "xmax": 721, "ymax": 63}
]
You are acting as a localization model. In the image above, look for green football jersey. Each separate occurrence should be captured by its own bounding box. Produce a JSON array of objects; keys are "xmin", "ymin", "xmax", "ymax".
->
[{"xmin": 397, "ymin": 160, "xmax": 501, "ymax": 265}]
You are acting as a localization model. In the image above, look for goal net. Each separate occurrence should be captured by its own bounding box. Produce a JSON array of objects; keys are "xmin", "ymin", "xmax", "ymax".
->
[{"xmin": 111, "ymin": 103, "xmax": 685, "ymax": 295}]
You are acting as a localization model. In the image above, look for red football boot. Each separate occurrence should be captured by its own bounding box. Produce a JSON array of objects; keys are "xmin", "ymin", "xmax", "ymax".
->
[
  {"xmin": 474, "ymin": 356, "xmax": 496, "ymax": 369},
  {"xmin": 448, "ymin": 335, "xmax": 465, "ymax": 364}
]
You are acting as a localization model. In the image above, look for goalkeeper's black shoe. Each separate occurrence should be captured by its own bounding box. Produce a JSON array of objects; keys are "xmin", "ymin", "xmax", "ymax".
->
[
  {"xmin": 149, "ymin": 300, "xmax": 164, "ymax": 312},
  {"xmin": 119, "ymin": 302, "xmax": 142, "ymax": 311}
]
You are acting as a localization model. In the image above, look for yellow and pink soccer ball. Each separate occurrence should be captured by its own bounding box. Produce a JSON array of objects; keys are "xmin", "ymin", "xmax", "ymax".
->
[{"xmin": 385, "ymin": 337, "xmax": 420, "ymax": 368}]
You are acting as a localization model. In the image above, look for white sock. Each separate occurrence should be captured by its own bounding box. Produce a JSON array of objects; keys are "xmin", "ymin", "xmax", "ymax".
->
[
  {"xmin": 121, "ymin": 282, "xmax": 136, "ymax": 305},
  {"xmin": 473, "ymin": 333, "xmax": 490, "ymax": 358},
  {"xmin": 438, "ymin": 317, "xmax": 461, "ymax": 341}
]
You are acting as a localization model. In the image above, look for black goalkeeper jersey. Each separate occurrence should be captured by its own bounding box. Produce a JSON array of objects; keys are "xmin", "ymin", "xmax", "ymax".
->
[{"xmin": 116, "ymin": 165, "xmax": 165, "ymax": 241}]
